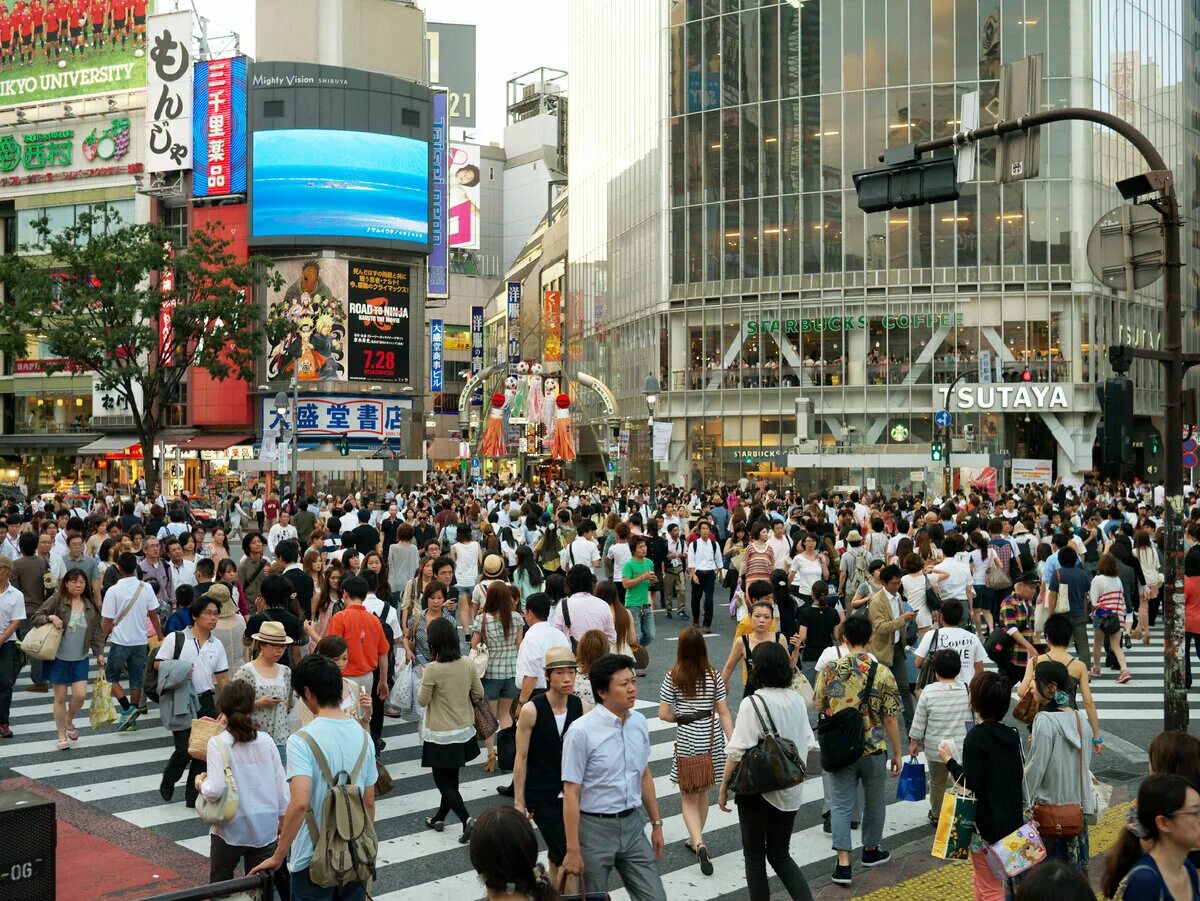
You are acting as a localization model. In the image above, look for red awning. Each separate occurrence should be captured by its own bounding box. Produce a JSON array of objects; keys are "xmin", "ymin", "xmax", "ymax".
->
[{"xmin": 178, "ymin": 434, "xmax": 253, "ymax": 451}]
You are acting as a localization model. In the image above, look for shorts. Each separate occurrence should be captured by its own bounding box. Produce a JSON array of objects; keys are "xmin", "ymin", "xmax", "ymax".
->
[
  {"xmin": 20, "ymin": 33, "xmax": 30, "ymax": 45},
  {"xmin": 1, "ymin": 40, "xmax": 9, "ymax": 51},
  {"xmin": 46, "ymin": 657, "xmax": 89, "ymax": 685},
  {"xmin": 481, "ymin": 676, "xmax": 518, "ymax": 701},
  {"xmin": 134, "ymin": 13, "xmax": 146, "ymax": 26},
  {"xmin": 105, "ymin": 642, "xmax": 147, "ymax": 688},
  {"xmin": 70, "ymin": 26, "xmax": 81, "ymax": 38},
  {"xmin": 91, "ymin": 24, "xmax": 101, "ymax": 34},
  {"xmin": 971, "ymin": 584, "xmax": 992, "ymax": 611},
  {"xmin": 529, "ymin": 798, "xmax": 568, "ymax": 866}
]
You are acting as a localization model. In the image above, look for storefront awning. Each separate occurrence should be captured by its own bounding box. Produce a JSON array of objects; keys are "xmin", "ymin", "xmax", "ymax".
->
[
  {"xmin": 78, "ymin": 435, "xmax": 141, "ymax": 454},
  {"xmin": 178, "ymin": 434, "xmax": 253, "ymax": 451}
]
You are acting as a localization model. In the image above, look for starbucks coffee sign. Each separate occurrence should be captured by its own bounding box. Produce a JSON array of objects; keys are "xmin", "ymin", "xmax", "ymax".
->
[
  {"xmin": 944, "ymin": 383, "xmax": 1072, "ymax": 412},
  {"xmin": 746, "ymin": 313, "xmax": 964, "ymax": 335}
]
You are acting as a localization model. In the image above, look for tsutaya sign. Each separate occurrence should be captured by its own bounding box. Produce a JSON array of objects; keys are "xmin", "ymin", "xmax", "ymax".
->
[
  {"xmin": 943, "ymin": 383, "xmax": 1072, "ymax": 411},
  {"xmin": 747, "ymin": 313, "xmax": 965, "ymax": 335}
]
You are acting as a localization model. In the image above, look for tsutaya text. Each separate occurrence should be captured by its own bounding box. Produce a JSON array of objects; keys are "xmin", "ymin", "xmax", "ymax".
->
[{"xmin": 943, "ymin": 384, "xmax": 1071, "ymax": 411}]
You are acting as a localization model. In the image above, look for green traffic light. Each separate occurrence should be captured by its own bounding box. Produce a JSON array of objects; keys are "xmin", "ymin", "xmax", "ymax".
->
[{"xmin": 931, "ymin": 441, "xmax": 943, "ymax": 462}]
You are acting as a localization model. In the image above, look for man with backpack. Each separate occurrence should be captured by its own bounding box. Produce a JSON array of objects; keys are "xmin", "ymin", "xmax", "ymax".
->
[
  {"xmin": 685, "ymin": 521, "xmax": 724, "ymax": 633},
  {"xmin": 838, "ymin": 530, "xmax": 870, "ymax": 603},
  {"xmin": 813, "ymin": 615, "xmax": 903, "ymax": 889},
  {"xmin": 251, "ymin": 653, "xmax": 378, "ymax": 900}
]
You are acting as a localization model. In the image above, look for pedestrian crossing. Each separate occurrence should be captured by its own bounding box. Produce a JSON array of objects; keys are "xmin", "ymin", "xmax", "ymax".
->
[{"xmin": 1, "ymin": 625, "xmax": 1180, "ymax": 899}]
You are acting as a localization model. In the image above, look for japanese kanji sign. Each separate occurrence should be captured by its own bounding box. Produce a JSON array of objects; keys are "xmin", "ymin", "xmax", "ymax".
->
[
  {"xmin": 146, "ymin": 11, "xmax": 193, "ymax": 174},
  {"xmin": 193, "ymin": 56, "xmax": 247, "ymax": 197},
  {"xmin": 259, "ymin": 395, "xmax": 411, "ymax": 441}
]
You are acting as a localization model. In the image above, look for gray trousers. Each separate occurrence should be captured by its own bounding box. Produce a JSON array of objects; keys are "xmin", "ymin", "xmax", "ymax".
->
[
  {"xmin": 578, "ymin": 810, "xmax": 667, "ymax": 901},
  {"xmin": 829, "ymin": 752, "xmax": 887, "ymax": 854}
]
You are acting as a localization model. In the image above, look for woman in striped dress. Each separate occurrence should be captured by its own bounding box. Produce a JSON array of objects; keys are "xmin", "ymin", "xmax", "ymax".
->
[
  {"xmin": 741, "ymin": 523, "xmax": 776, "ymax": 590},
  {"xmin": 658, "ymin": 627, "xmax": 733, "ymax": 877},
  {"xmin": 1090, "ymin": 553, "xmax": 1132, "ymax": 683}
]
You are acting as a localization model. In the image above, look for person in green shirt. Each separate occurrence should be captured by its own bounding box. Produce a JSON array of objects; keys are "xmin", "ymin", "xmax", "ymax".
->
[{"xmin": 622, "ymin": 535, "xmax": 657, "ymax": 649}]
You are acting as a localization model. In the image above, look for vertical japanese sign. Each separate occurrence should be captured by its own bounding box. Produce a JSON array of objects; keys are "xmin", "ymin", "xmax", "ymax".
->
[
  {"xmin": 430, "ymin": 319, "xmax": 445, "ymax": 392},
  {"xmin": 543, "ymin": 290, "xmax": 562, "ymax": 362},
  {"xmin": 158, "ymin": 242, "xmax": 176, "ymax": 367},
  {"xmin": 470, "ymin": 305, "xmax": 484, "ymax": 406},
  {"xmin": 346, "ymin": 261, "xmax": 411, "ymax": 382},
  {"xmin": 506, "ymin": 281, "xmax": 521, "ymax": 377},
  {"xmin": 146, "ymin": 11, "xmax": 193, "ymax": 174},
  {"xmin": 428, "ymin": 88, "xmax": 449, "ymax": 299},
  {"xmin": 193, "ymin": 55, "xmax": 247, "ymax": 198}
]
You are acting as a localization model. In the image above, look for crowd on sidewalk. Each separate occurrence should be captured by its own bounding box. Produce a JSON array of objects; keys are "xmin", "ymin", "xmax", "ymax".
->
[{"xmin": 0, "ymin": 475, "xmax": 1198, "ymax": 900}]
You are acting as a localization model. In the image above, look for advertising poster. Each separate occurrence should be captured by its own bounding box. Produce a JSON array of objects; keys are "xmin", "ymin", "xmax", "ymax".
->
[
  {"xmin": 448, "ymin": 143, "xmax": 481, "ymax": 249},
  {"xmin": 543, "ymin": 290, "xmax": 562, "ymax": 362},
  {"xmin": 0, "ymin": 1, "xmax": 153, "ymax": 109},
  {"xmin": 443, "ymin": 326, "xmax": 470, "ymax": 351},
  {"xmin": 0, "ymin": 114, "xmax": 139, "ymax": 193},
  {"xmin": 146, "ymin": 10, "xmax": 193, "ymax": 173},
  {"xmin": 347, "ymin": 261, "xmax": 411, "ymax": 382},
  {"xmin": 192, "ymin": 56, "xmax": 247, "ymax": 197},
  {"xmin": 266, "ymin": 259, "xmax": 348, "ymax": 382},
  {"xmin": 430, "ymin": 319, "xmax": 444, "ymax": 392},
  {"xmin": 428, "ymin": 88, "xmax": 449, "ymax": 297},
  {"xmin": 1011, "ymin": 458, "xmax": 1053, "ymax": 486}
]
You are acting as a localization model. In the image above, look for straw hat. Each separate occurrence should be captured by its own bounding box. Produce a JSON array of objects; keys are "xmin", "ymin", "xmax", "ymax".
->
[
  {"xmin": 251, "ymin": 620, "xmax": 294, "ymax": 645},
  {"xmin": 482, "ymin": 554, "xmax": 505, "ymax": 578},
  {"xmin": 543, "ymin": 646, "xmax": 577, "ymax": 671},
  {"xmin": 206, "ymin": 583, "xmax": 238, "ymax": 618}
]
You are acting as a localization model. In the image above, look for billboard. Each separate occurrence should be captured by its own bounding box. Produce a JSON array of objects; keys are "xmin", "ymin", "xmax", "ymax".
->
[
  {"xmin": 428, "ymin": 88, "xmax": 449, "ymax": 297},
  {"xmin": 346, "ymin": 261, "xmax": 411, "ymax": 383},
  {"xmin": 448, "ymin": 143, "xmax": 480, "ymax": 249},
  {"xmin": 146, "ymin": 10, "xmax": 193, "ymax": 174},
  {"xmin": 430, "ymin": 319, "xmax": 444, "ymax": 392},
  {"xmin": 251, "ymin": 129, "xmax": 428, "ymax": 245},
  {"xmin": 193, "ymin": 56, "xmax": 247, "ymax": 197},
  {"xmin": 0, "ymin": 114, "xmax": 140, "ymax": 193},
  {"xmin": 543, "ymin": 290, "xmax": 562, "ymax": 361},
  {"xmin": 265, "ymin": 258, "xmax": 349, "ymax": 383},
  {"xmin": 0, "ymin": 0, "xmax": 153, "ymax": 109},
  {"xmin": 426, "ymin": 23, "xmax": 477, "ymax": 127},
  {"xmin": 261, "ymin": 394, "xmax": 412, "ymax": 441}
]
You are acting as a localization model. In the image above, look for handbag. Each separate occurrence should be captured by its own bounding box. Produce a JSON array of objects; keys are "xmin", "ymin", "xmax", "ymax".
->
[
  {"xmin": 632, "ymin": 644, "xmax": 650, "ymax": 671},
  {"xmin": 728, "ymin": 694, "xmax": 807, "ymax": 795},
  {"xmin": 20, "ymin": 620, "xmax": 62, "ymax": 662},
  {"xmin": 558, "ymin": 871, "xmax": 611, "ymax": 901},
  {"xmin": 987, "ymin": 821, "xmax": 1047, "ymax": 877},
  {"xmin": 195, "ymin": 739, "xmax": 239, "ymax": 826},
  {"xmin": 1013, "ymin": 688, "xmax": 1040, "ymax": 725},
  {"xmin": 922, "ymin": 573, "xmax": 942, "ymax": 613},
  {"xmin": 984, "ymin": 628, "xmax": 1016, "ymax": 666},
  {"xmin": 1030, "ymin": 709, "xmax": 1087, "ymax": 837},
  {"xmin": 985, "ymin": 551, "xmax": 1013, "ymax": 592},
  {"xmin": 473, "ymin": 696, "xmax": 499, "ymax": 741},
  {"xmin": 675, "ymin": 674, "xmax": 717, "ymax": 793},
  {"xmin": 188, "ymin": 717, "xmax": 226, "ymax": 761},
  {"xmin": 375, "ymin": 760, "xmax": 394, "ymax": 797},
  {"xmin": 789, "ymin": 669, "xmax": 814, "ymax": 706},
  {"xmin": 469, "ymin": 614, "xmax": 490, "ymax": 678},
  {"xmin": 896, "ymin": 756, "xmax": 927, "ymax": 802},
  {"xmin": 496, "ymin": 724, "xmax": 517, "ymax": 772},
  {"xmin": 931, "ymin": 778, "xmax": 977, "ymax": 860},
  {"xmin": 916, "ymin": 629, "xmax": 940, "ymax": 692},
  {"xmin": 385, "ymin": 658, "xmax": 413, "ymax": 717}
]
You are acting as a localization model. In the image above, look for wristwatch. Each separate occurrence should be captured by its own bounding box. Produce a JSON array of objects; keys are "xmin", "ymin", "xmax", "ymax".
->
[{"xmin": 650, "ymin": 819, "xmax": 664, "ymax": 828}]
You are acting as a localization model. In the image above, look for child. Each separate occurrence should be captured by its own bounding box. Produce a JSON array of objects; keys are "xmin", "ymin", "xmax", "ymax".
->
[{"xmin": 908, "ymin": 649, "xmax": 972, "ymax": 823}]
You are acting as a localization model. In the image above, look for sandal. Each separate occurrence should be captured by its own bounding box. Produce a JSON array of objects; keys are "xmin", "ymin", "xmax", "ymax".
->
[
  {"xmin": 1116, "ymin": 670, "xmax": 1133, "ymax": 684},
  {"xmin": 684, "ymin": 841, "xmax": 699, "ymax": 855},
  {"xmin": 482, "ymin": 751, "xmax": 497, "ymax": 773},
  {"xmin": 424, "ymin": 817, "xmax": 445, "ymax": 832},
  {"xmin": 65, "ymin": 727, "xmax": 78, "ymax": 742},
  {"xmin": 56, "ymin": 740, "xmax": 70, "ymax": 751},
  {"xmin": 1090, "ymin": 667, "xmax": 1101, "ymax": 677}
]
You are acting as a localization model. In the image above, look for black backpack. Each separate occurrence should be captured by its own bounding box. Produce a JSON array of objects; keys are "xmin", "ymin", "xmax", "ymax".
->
[{"xmin": 816, "ymin": 660, "xmax": 878, "ymax": 772}]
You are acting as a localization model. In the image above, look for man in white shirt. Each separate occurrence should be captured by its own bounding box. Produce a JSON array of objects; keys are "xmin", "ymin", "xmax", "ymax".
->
[
  {"xmin": 515, "ymin": 592, "xmax": 571, "ymax": 705},
  {"xmin": 766, "ymin": 521, "xmax": 791, "ymax": 571},
  {"xmin": 686, "ymin": 521, "xmax": 725, "ymax": 632},
  {"xmin": 102, "ymin": 552, "xmax": 164, "ymax": 730},
  {"xmin": 566, "ymin": 520, "xmax": 603, "ymax": 576},
  {"xmin": 267, "ymin": 510, "xmax": 298, "ymax": 557},
  {"xmin": 912, "ymin": 599, "xmax": 987, "ymax": 686},
  {"xmin": 0, "ymin": 556, "xmax": 24, "ymax": 739},
  {"xmin": 550, "ymin": 565, "xmax": 617, "ymax": 648},
  {"xmin": 0, "ymin": 520, "xmax": 19, "ymax": 562},
  {"xmin": 163, "ymin": 537, "xmax": 197, "ymax": 591},
  {"xmin": 662, "ymin": 523, "xmax": 688, "ymax": 620}
]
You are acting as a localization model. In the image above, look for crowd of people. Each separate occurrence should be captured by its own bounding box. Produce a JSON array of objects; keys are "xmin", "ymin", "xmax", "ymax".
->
[{"xmin": 0, "ymin": 475, "xmax": 1197, "ymax": 899}]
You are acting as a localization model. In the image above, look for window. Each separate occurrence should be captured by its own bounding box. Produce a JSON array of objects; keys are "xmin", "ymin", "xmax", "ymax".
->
[
  {"xmin": 161, "ymin": 204, "xmax": 189, "ymax": 249},
  {"xmin": 17, "ymin": 200, "xmax": 134, "ymax": 249}
]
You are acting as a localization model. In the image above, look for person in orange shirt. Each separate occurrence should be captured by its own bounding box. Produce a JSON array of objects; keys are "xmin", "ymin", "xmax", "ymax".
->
[
  {"xmin": 12, "ymin": 1, "xmax": 31, "ymax": 67},
  {"xmin": 67, "ymin": 0, "xmax": 83, "ymax": 58},
  {"xmin": 0, "ymin": 9, "xmax": 13, "ymax": 71},
  {"xmin": 326, "ymin": 574, "xmax": 390, "ymax": 750},
  {"xmin": 129, "ymin": 0, "xmax": 142, "ymax": 47},
  {"xmin": 108, "ymin": 0, "xmax": 126, "ymax": 48},
  {"xmin": 86, "ymin": 0, "xmax": 103, "ymax": 53},
  {"xmin": 28, "ymin": 0, "xmax": 41, "ymax": 50}
]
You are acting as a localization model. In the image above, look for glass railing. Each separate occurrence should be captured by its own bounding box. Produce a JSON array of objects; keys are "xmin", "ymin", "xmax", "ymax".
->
[{"xmin": 672, "ymin": 358, "xmax": 1073, "ymax": 390}]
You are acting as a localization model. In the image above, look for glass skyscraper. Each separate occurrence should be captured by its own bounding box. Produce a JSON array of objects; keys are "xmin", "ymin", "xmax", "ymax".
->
[{"xmin": 568, "ymin": 0, "xmax": 1200, "ymax": 491}]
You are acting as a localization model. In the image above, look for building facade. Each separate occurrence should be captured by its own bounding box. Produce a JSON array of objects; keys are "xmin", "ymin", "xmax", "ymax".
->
[{"xmin": 568, "ymin": 0, "xmax": 1200, "ymax": 491}]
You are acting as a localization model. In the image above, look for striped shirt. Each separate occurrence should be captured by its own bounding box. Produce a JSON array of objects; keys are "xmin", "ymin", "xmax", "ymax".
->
[
  {"xmin": 1089, "ymin": 574, "xmax": 1127, "ymax": 617},
  {"xmin": 908, "ymin": 680, "xmax": 971, "ymax": 754}
]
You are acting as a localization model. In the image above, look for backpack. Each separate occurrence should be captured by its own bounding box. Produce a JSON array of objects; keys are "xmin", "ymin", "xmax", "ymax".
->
[
  {"xmin": 844, "ymin": 548, "xmax": 869, "ymax": 599},
  {"xmin": 816, "ymin": 660, "xmax": 878, "ymax": 772},
  {"xmin": 1016, "ymin": 541, "xmax": 1036, "ymax": 576},
  {"xmin": 689, "ymin": 537, "xmax": 722, "ymax": 566},
  {"xmin": 144, "ymin": 631, "xmax": 185, "ymax": 704},
  {"xmin": 298, "ymin": 729, "xmax": 378, "ymax": 889}
]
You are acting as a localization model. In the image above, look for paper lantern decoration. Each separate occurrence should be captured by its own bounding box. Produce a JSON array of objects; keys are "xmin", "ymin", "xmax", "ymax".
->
[
  {"xmin": 479, "ymin": 391, "xmax": 507, "ymax": 458},
  {"xmin": 551, "ymin": 392, "xmax": 576, "ymax": 461},
  {"xmin": 511, "ymin": 361, "xmax": 530, "ymax": 419}
]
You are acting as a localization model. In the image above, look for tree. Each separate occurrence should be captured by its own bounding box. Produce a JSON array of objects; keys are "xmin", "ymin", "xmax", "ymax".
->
[{"xmin": 0, "ymin": 205, "xmax": 281, "ymax": 492}]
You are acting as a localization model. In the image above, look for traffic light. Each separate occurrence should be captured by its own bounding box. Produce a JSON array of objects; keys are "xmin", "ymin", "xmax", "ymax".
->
[
  {"xmin": 1150, "ymin": 432, "xmax": 1161, "ymax": 455},
  {"xmin": 853, "ymin": 154, "xmax": 960, "ymax": 213},
  {"xmin": 338, "ymin": 433, "xmax": 350, "ymax": 456},
  {"xmin": 931, "ymin": 441, "xmax": 943, "ymax": 462},
  {"xmin": 1021, "ymin": 368, "xmax": 1032, "ymax": 382},
  {"xmin": 1100, "ymin": 377, "xmax": 1134, "ymax": 464}
]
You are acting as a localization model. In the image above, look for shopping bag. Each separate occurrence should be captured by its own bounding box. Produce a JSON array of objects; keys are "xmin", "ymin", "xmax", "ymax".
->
[
  {"xmin": 89, "ymin": 677, "xmax": 117, "ymax": 730},
  {"xmin": 400, "ymin": 664, "xmax": 425, "ymax": 723},
  {"xmin": 728, "ymin": 586, "xmax": 744, "ymax": 619},
  {"xmin": 988, "ymin": 821, "xmax": 1047, "ymax": 877},
  {"xmin": 1091, "ymin": 773, "xmax": 1113, "ymax": 823},
  {"xmin": 496, "ymin": 724, "xmax": 517, "ymax": 772},
  {"xmin": 896, "ymin": 756, "xmax": 927, "ymax": 802},
  {"xmin": 930, "ymin": 781, "xmax": 976, "ymax": 860},
  {"xmin": 385, "ymin": 659, "xmax": 413, "ymax": 717}
]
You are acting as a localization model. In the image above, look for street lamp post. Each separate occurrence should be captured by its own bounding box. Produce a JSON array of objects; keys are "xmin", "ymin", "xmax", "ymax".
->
[
  {"xmin": 643, "ymin": 374, "xmax": 660, "ymax": 496},
  {"xmin": 273, "ymin": 369, "xmax": 298, "ymax": 497}
]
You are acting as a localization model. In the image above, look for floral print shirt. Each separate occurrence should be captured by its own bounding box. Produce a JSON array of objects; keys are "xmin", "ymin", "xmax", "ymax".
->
[{"xmin": 813, "ymin": 651, "xmax": 902, "ymax": 757}]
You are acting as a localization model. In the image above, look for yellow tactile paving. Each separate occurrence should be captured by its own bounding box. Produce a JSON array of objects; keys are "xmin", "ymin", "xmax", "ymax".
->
[{"xmin": 854, "ymin": 802, "xmax": 1132, "ymax": 900}]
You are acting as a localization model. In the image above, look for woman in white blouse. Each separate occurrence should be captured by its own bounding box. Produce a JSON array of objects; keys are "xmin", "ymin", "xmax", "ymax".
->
[
  {"xmin": 788, "ymin": 533, "xmax": 829, "ymax": 605},
  {"xmin": 195, "ymin": 680, "xmax": 289, "ymax": 885}
]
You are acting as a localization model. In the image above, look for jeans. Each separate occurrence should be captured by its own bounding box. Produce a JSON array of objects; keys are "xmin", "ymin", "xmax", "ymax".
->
[
  {"xmin": 691, "ymin": 571, "xmax": 716, "ymax": 627},
  {"xmin": 633, "ymin": 605, "xmax": 655, "ymax": 647},
  {"xmin": 430, "ymin": 766, "xmax": 470, "ymax": 825},
  {"xmin": 0, "ymin": 641, "xmax": 17, "ymax": 725},
  {"xmin": 162, "ymin": 689, "xmax": 215, "ymax": 808},
  {"xmin": 821, "ymin": 771, "xmax": 863, "ymax": 819},
  {"xmin": 890, "ymin": 642, "xmax": 914, "ymax": 729},
  {"xmin": 829, "ymin": 752, "xmax": 887, "ymax": 854},
  {"xmin": 735, "ymin": 793, "xmax": 814, "ymax": 901},
  {"xmin": 15, "ymin": 622, "xmax": 45, "ymax": 685},
  {"xmin": 1069, "ymin": 615, "xmax": 1093, "ymax": 669},
  {"xmin": 289, "ymin": 867, "xmax": 365, "ymax": 901},
  {"xmin": 577, "ymin": 809, "xmax": 667, "ymax": 900}
]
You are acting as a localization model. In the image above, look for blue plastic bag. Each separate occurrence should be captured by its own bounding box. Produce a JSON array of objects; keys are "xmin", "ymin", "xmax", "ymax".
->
[{"xmin": 897, "ymin": 756, "xmax": 927, "ymax": 802}]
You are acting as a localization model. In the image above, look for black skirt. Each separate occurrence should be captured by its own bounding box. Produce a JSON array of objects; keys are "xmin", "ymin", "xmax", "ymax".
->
[{"xmin": 421, "ymin": 736, "xmax": 480, "ymax": 769}]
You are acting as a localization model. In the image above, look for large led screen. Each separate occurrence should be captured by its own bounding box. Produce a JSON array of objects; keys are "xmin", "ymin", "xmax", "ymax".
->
[{"xmin": 251, "ymin": 129, "xmax": 429, "ymax": 246}]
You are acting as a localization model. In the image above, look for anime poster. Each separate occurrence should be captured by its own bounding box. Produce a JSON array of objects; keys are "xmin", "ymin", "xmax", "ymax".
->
[{"xmin": 266, "ymin": 258, "xmax": 348, "ymax": 382}]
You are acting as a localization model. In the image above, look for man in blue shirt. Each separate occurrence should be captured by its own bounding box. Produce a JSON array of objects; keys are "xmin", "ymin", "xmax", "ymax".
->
[
  {"xmin": 1046, "ymin": 546, "xmax": 1093, "ymax": 668},
  {"xmin": 561, "ymin": 654, "xmax": 667, "ymax": 899}
]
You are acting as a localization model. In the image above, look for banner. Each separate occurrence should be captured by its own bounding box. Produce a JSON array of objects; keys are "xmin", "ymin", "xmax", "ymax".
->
[
  {"xmin": 470, "ymin": 305, "xmax": 484, "ymax": 406},
  {"xmin": 443, "ymin": 326, "xmax": 470, "ymax": 351},
  {"xmin": 146, "ymin": 11, "xmax": 193, "ymax": 173},
  {"xmin": 506, "ymin": 281, "xmax": 521, "ymax": 377},
  {"xmin": 428, "ymin": 88, "xmax": 449, "ymax": 297},
  {"xmin": 430, "ymin": 319, "xmax": 444, "ymax": 392},
  {"xmin": 543, "ymin": 290, "xmax": 562, "ymax": 362},
  {"xmin": 192, "ymin": 56, "xmax": 247, "ymax": 197},
  {"xmin": 652, "ymin": 421, "xmax": 673, "ymax": 464},
  {"xmin": 266, "ymin": 259, "xmax": 348, "ymax": 382},
  {"xmin": 1011, "ymin": 458, "xmax": 1053, "ymax": 486},
  {"xmin": 259, "ymin": 395, "xmax": 412, "ymax": 441},
  {"xmin": 347, "ymin": 261, "xmax": 411, "ymax": 382},
  {"xmin": 448, "ymin": 143, "xmax": 481, "ymax": 248}
]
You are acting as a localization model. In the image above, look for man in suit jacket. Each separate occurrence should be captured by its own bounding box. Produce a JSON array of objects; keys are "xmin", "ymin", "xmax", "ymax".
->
[{"xmin": 866, "ymin": 564, "xmax": 916, "ymax": 727}]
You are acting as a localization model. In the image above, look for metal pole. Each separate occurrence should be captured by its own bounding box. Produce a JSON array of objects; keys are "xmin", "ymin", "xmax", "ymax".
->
[
  {"xmin": 290, "ymin": 369, "xmax": 299, "ymax": 499},
  {"xmin": 889, "ymin": 106, "xmax": 1186, "ymax": 731},
  {"xmin": 647, "ymin": 414, "xmax": 655, "ymax": 494}
]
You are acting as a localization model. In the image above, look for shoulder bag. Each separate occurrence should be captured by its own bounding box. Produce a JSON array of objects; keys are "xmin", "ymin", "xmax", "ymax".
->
[
  {"xmin": 676, "ymin": 672, "xmax": 718, "ymax": 793},
  {"xmin": 985, "ymin": 549, "xmax": 1013, "ymax": 592},
  {"xmin": 915, "ymin": 629, "xmax": 940, "ymax": 692},
  {"xmin": 1030, "ymin": 709, "xmax": 1086, "ymax": 837},
  {"xmin": 816, "ymin": 660, "xmax": 878, "ymax": 772},
  {"xmin": 195, "ymin": 738, "xmax": 240, "ymax": 826},
  {"xmin": 469, "ymin": 613, "xmax": 490, "ymax": 679},
  {"xmin": 1012, "ymin": 657, "xmax": 1042, "ymax": 725},
  {"xmin": 728, "ymin": 694, "xmax": 807, "ymax": 795},
  {"xmin": 20, "ymin": 615, "xmax": 63, "ymax": 662},
  {"xmin": 923, "ymin": 572, "xmax": 942, "ymax": 613}
]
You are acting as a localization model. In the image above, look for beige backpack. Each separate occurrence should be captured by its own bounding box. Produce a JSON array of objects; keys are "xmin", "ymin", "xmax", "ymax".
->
[{"xmin": 297, "ymin": 730, "xmax": 377, "ymax": 888}]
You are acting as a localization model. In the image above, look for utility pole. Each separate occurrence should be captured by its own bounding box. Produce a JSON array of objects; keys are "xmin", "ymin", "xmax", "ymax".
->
[{"xmin": 857, "ymin": 106, "xmax": 1190, "ymax": 730}]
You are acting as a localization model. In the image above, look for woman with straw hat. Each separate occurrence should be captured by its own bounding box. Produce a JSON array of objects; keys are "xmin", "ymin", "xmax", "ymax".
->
[
  {"xmin": 207, "ymin": 582, "xmax": 246, "ymax": 673},
  {"xmin": 232, "ymin": 619, "xmax": 294, "ymax": 764}
]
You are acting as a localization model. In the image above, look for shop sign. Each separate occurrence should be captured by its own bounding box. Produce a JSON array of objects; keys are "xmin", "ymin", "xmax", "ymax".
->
[
  {"xmin": 260, "ymin": 395, "xmax": 412, "ymax": 440},
  {"xmin": 543, "ymin": 290, "xmax": 562, "ymax": 362},
  {"xmin": 146, "ymin": 11, "xmax": 194, "ymax": 174},
  {"xmin": 200, "ymin": 446, "xmax": 254, "ymax": 461},
  {"xmin": 192, "ymin": 56, "xmax": 248, "ymax": 198},
  {"xmin": 104, "ymin": 444, "xmax": 144, "ymax": 460},
  {"xmin": 1011, "ymin": 457, "xmax": 1053, "ymax": 485},
  {"xmin": 92, "ymin": 378, "xmax": 145, "ymax": 416},
  {"xmin": 746, "ymin": 313, "xmax": 965, "ymax": 336},
  {"xmin": 470, "ymin": 305, "xmax": 484, "ymax": 406},
  {"xmin": 725, "ymin": 448, "xmax": 788, "ymax": 462},
  {"xmin": 430, "ymin": 319, "xmax": 444, "ymax": 392},
  {"xmin": 944, "ymin": 383, "xmax": 1071, "ymax": 411},
  {"xmin": 13, "ymin": 358, "xmax": 87, "ymax": 374}
]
